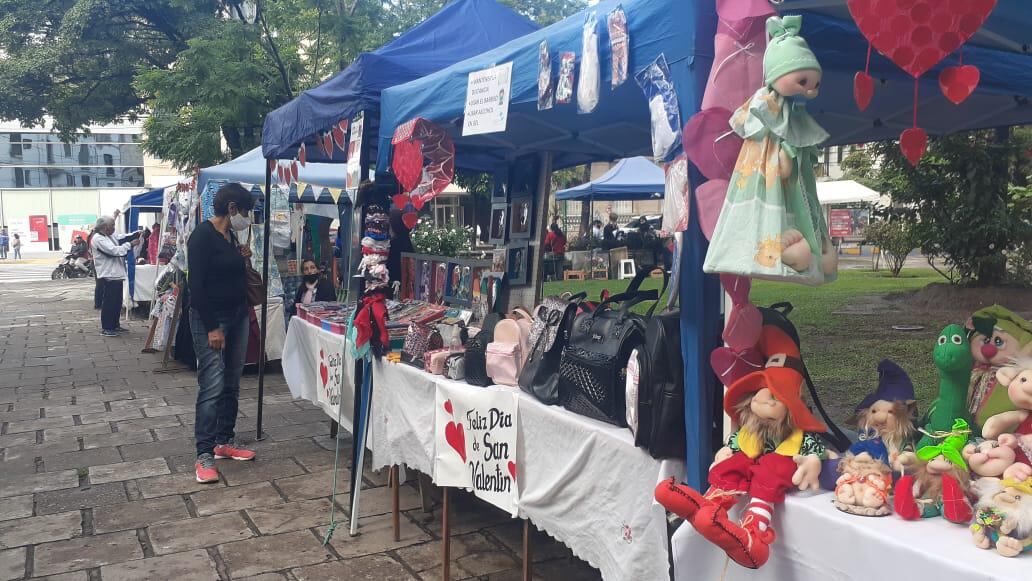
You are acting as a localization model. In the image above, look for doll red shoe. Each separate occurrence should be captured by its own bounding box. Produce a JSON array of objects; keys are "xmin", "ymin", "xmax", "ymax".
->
[
  {"xmin": 941, "ymin": 474, "xmax": 974, "ymax": 523},
  {"xmin": 655, "ymin": 479, "xmax": 740, "ymax": 521},
  {"xmin": 893, "ymin": 475, "xmax": 922, "ymax": 520},
  {"xmin": 693, "ymin": 505, "xmax": 775, "ymax": 569}
]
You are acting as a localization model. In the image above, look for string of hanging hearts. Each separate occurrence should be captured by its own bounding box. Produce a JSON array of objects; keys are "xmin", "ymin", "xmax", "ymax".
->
[
  {"xmin": 390, "ymin": 117, "xmax": 456, "ymax": 230},
  {"xmin": 847, "ymin": 0, "xmax": 998, "ymax": 166},
  {"xmin": 271, "ymin": 119, "xmax": 353, "ymax": 189}
]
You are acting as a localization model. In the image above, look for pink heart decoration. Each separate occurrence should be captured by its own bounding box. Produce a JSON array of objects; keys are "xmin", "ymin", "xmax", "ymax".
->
[
  {"xmin": 939, "ymin": 65, "xmax": 980, "ymax": 104},
  {"xmin": 507, "ymin": 461, "xmax": 517, "ymax": 481},
  {"xmin": 443, "ymin": 399, "xmax": 453, "ymax": 415},
  {"xmin": 411, "ymin": 195, "xmax": 425, "ymax": 211},
  {"xmin": 684, "ymin": 109, "xmax": 742, "ymax": 181},
  {"xmin": 445, "ymin": 421, "xmax": 466, "ymax": 462},
  {"xmin": 710, "ymin": 346, "xmax": 765, "ymax": 387},
  {"xmin": 716, "ymin": 0, "xmax": 775, "ymax": 22},
  {"xmin": 846, "ymin": 0, "xmax": 997, "ymax": 78},
  {"xmin": 853, "ymin": 71, "xmax": 874, "ymax": 111},
  {"xmin": 402, "ymin": 212, "xmax": 419, "ymax": 230},
  {"xmin": 900, "ymin": 127, "xmax": 928, "ymax": 166},
  {"xmin": 720, "ymin": 274, "xmax": 750, "ymax": 306},
  {"xmin": 694, "ymin": 179, "xmax": 729, "ymax": 240},
  {"xmin": 392, "ymin": 194, "xmax": 410, "ymax": 210}
]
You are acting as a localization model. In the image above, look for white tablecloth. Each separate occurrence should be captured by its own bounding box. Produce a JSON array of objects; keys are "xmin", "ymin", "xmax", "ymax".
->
[
  {"xmin": 672, "ymin": 491, "xmax": 1028, "ymax": 581},
  {"xmin": 128, "ymin": 264, "xmax": 166, "ymax": 303},
  {"xmin": 282, "ymin": 316, "xmax": 682, "ymax": 580},
  {"xmin": 257, "ymin": 298, "xmax": 285, "ymax": 362}
]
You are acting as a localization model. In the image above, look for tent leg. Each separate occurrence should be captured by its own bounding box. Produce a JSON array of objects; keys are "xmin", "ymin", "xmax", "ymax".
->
[{"xmin": 256, "ymin": 160, "xmax": 273, "ymax": 441}]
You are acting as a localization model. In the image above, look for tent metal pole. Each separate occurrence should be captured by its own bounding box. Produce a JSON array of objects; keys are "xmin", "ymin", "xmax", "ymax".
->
[{"xmin": 256, "ymin": 160, "xmax": 273, "ymax": 441}]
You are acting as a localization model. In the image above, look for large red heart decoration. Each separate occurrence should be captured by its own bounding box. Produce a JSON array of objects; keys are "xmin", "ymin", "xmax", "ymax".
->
[
  {"xmin": 939, "ymin": 65, "xmax": 980, "ymax": 105},
  {"xmin": 445, "ymin": 421, "xmax": 466, "ymax": 462},
  {"xmin": 323, "ymin": 133, "xmax": 334, "ymax": 159},
  {"xmin": 391, "ymin": 118, "xmax": 455, "ymax": 205},
  {"xmin": 392, "ymin": 139, "xmax": 424, "ymax": 193},
  {"xmin": 846, "ymin": 0, "xmax": 997, "ymax": 78},
  {"xmin": 853, "ymin": 72, "xmax": 874, "ymax": 112},
  {"xmin": 290, "ymin": 161, "xmax": 299, "ymax": 183},
  {"xmin": 507, "ymin": 461, "xmax": 517, "ymax": 481},
  {"xmin": 392, "ymin": 194, "xmax": 411, "ymax": 210},
  {"xmin": 332, "ymin": 125, "xmax": 346, "ymax": 150},
  {"xmin": 900, "ymin": 127, "xmax": 928, "ymax": 166},
  {"xmin": 411, "ymin": 195, "xmax": 425, "ymax": 211}
]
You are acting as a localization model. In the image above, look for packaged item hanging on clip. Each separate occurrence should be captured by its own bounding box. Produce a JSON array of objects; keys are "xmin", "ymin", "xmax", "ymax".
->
[
  {"xmin": 537, "ymin": 40, "xmax": 554, "ymax": 111},
  {"xmin": 635, "ymin": 54, "xmax": 682, "ymax": 162},
  {"xmin": 577, "ymin": 12, "xmax": 600, "ymax": 114},
  {"xmin": 608, "ymin": 5, "xmax": 629, "ymax": 88},
  {"xmin": 556, "ymin": 52, "xmax": 576, "ymax": 105}
]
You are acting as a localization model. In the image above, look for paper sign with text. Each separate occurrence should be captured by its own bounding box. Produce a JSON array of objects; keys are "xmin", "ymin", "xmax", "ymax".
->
[
  {"xmin": 315, "ymin": 332, "xmax": 347, "ymax": 418},
  {"xmin": 347, "ymin": 112, "xmax": 364, "ymax": 192},
  {"xmin": 434, "ymin": 383, "xmax": 520, "ymax": 516},
  {"xmin": 462, "ymin": 62, "xmax": 513, "ymax": 136}
]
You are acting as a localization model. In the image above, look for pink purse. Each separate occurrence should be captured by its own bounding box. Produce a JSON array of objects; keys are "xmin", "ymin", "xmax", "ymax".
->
[
  {"xmin": 485, "ymin": 341, "xmax": 521, "ymax": 386},
  {"xmin": 426, "ymin": 348, "xmax": 458, "ymax": 375}
]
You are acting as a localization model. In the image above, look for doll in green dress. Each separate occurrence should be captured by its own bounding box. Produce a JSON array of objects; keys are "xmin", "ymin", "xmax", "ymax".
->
[{"xmin": 703, "ymin": 15, "xmax": 838, "ymax": 286}]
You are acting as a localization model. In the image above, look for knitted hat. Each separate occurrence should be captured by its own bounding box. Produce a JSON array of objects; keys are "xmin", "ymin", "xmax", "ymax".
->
[
  {"xmin": 970, "ymin": 305, "xmax": 1032, "ymax": 346},
  {"xmin": 856, "ymin": 359, "xmax": 916, "ymax": 411},
  {"xmin": 763, "ymin": 15, "xmax": 821, "ymax": 87}
]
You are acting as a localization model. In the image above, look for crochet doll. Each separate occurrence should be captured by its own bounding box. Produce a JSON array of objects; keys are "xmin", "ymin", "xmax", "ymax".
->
[
  {"xmin": 703, "ymin": 15, "xmax": 837, "ymax": 286},
  {"xmin": 982, "ymin": 358, "xmax": 1032, "ymax": 481},
  {"xmin": 894, "ymin": 418, "xmax": 973, "ymax": 523},
  {"xmin": 853, "ymin": 359, "xmax": 919, "ymax": 468},
  {"xmin": 967, "ymin": 306, "xmax": 1032, "ymax": 434},
  {"xmin": 656, "ymin": 323, "xmax": 826, "ymax": 569},
  {"xmin": 971, "ymin": 477, "xmax": 1032, "ymax": 557}
]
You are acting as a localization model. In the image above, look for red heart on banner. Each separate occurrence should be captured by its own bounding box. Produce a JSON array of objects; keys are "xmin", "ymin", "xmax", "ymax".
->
[
  {"xmin": 298, "ymin": 142, "xmax": 307, "ymax": 167},
  {"xmin": 939, "ymin": 65, "xmax": 980, "ymax": 104},
  {"xmin": 319, "ymin": 361, "xmax": 328, "ymax": 387},
  {"xmin": 445, "ymin": 421, "xmax": 466, "ymax": 462},
  {"xmin": 411, "ymin": 195, "xmax": 425, "ymax": 211},
  {"xmin": 846, "ymin": 0, "xmax": 996, "ymax": 78},
  {"xmin": 853, "ymin": 71, "xmax": 874, "ymax": 111},
  {"xmin": 392, "ymin": 194, "xmax": 410, "ymax": 210},
  {"xmin": 900, "ymin": 127, "xmax": 928, "ymax": 166},
  {"xmin": 443, "ymin": 399, "xmax": 453, "ymax": 415},
  {"xmin": 507, "ymin": 461, "xmax": 517, "ymax": 481},
  {"xmin": 402, "ymin": 212, "xmax": 419, "ymax": 230}
]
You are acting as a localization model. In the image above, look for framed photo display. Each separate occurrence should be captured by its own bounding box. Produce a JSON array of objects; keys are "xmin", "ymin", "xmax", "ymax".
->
[
  {"xmin": 506, "ymin": 242, "xmax": 530, "ymax": 286},
  {"xmin": 509, "ymin": 195, "xmax": 532, "ymax": 240},
  {"xmin": 489, "ymin": 203, "xmax": 508, "ymax": 245}
]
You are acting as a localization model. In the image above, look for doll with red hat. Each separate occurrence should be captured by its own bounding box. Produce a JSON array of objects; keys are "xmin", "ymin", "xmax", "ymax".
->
[{"xmin": 656, "ymin": 324, "xmax": 826, "ymax": 569}]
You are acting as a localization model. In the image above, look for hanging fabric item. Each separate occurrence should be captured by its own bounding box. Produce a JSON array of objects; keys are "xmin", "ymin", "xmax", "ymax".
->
[
  {"xmin": 577, "ymin": 11, "xmax": 600, "ymax": 114},
  {"xmin": 694, "ymin": 179, "xmax": 728, "ymax": 241},
  {"xmin": 608, "ymin": 5, "xmax": 629, "ymax": 89},
  {"xmin": 537, "ymin": 40, "xmax": 554, "ymax": 111},
  {"xmin": 635, "ymin": 54, "xmax": 682, "ymax": 162},
  {"xmin": 683, "ymin": 108, "xmax": 743, "ymax": 182},
  {"xmin": 556, "ymin": 52, "xmax": 576, "ymax": 105},
  {"xmin": 662, "ymin": 154, "xmax": 690, "ymax": 233},
  {"xmin": 702, "ymin": 9, "xmax": 768, "ymax": 112},
  {"xmin": 845, "ymin": 0, "xmax": 997, "ymax": 164},
  {"xmin": 390, "ymin": 118, "xmax": 455, "ymax": 227}
]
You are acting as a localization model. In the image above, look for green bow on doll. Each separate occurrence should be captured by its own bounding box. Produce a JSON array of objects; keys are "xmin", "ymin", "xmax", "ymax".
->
[{"xmin": 916, "ymin": 418, "xmax": 971, "ymax": 471}]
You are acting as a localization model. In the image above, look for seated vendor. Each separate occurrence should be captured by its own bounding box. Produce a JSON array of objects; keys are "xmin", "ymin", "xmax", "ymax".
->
[{"xmin": 293, "ymin": 259, "xmax": 336, "ymax": 308}]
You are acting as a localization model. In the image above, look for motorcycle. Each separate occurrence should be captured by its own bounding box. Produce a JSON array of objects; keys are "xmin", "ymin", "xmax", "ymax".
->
[{"xmin": 52, "ymin": 254, "xmax": 94, "ymax": 280}]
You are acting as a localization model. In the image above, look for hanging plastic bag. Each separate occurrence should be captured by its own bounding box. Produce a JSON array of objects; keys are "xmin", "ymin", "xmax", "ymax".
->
[
  {"xmin": 577, "ymin": 12, "xmax": 600, "ymax": 114},
  {"xmin": 635, "ymin": 54, "xmax": 682, "ymax": 162},
  {"xmin": 608, "ymin": 5, "xmax": 629, "ymax": 88},
  {"xmin": 538, "ymin": 41, "xmax": 554, "ymax": 111},
  {"xmin": 556, "ymin": 52, "xmax": 575, "ymax": 105},
  {"xmin": 662, "ymin": 153, "xmax": 690, "ymax": 233}
]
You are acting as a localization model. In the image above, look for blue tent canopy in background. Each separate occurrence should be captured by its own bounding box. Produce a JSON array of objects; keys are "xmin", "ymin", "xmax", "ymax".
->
[
  {"xmin": 261, "ymin": 0, "xmax": 538, "ymax": 163},
  {"xmin": 124, "ymin": 186, "xmax": 168, "ymax": 300},
  {"xmin": 198, "ymin": 147, "xmax": 349, "ymax": 198},
  {"xmin": 555, "ymin": 157, "xmax": 664, "ymax": 201}
]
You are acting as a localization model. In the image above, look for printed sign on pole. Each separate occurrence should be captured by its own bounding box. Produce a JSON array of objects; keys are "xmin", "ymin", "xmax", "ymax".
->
[
  {"xmin": 347, "ymin": 112, "xmax": 365, "ymax": 193},
  {"xmin": 434, "ymin": 383, "xmax": 520, "ymax": 516},
  {"xmin": 462, "ymin": 62, "xmax": 513, "ymax": 136},
  {"xmin": 829, "ymin": 209, "xmax": 854, "ymax": 238}
]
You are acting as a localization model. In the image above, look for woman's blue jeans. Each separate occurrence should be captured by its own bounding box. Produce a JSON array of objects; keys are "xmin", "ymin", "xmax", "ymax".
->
[{"xmin": 190, "ymin": 306, "xmax": 250, "ymax": 457}]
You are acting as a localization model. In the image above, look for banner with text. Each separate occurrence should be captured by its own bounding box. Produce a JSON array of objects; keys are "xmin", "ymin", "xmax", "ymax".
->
[
  {"xmin": 315, "ymin": 332, "xmax": 347, "ymax": 419},
  {"xmin": 434, "ymin": 383, "xmax": 520, "ymax": 515},
  {"xmin": 462, "ymin": 62, "xmax": 513, "ymax": 136}
]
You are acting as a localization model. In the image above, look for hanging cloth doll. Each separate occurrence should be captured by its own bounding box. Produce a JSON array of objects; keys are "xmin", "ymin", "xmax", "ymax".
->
[{"xmin": 704, "ymin": 16, "xmax": 837, "ymax": 286}]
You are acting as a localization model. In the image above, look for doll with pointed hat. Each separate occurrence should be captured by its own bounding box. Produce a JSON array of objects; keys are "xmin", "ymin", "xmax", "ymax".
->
[
  {"xmin": 703, "ymin": 15, "xmax": 837, "ymax": 286},
  {"xmin": 656, "ymin": 323, "xmax": 827, "ymax": 569}
]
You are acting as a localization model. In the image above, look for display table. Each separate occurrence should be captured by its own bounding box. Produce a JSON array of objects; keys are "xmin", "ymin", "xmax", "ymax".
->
[
  {"xmin": 671, "ymin": 491, "xmax": 1027, "ymax": 581},
  {"xmin": 282, "ymin": 316, "xmax": 354, "ymax": 429},
  {"xmin": 281, "ymin": 316, "xmax": 682, "ymax": 581},
  {"xmin": 128, "ymin": 264, "xmax": 166, "ymax": 303},
  {"xmin": 257, "ymin": 298, "xmax": 286, "ymax": 362}
]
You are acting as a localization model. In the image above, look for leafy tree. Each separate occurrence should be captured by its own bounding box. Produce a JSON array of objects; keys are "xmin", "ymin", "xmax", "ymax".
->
[{"xmin": 842, "ymin": 128, "xmax": 1032, "ymax": 286}]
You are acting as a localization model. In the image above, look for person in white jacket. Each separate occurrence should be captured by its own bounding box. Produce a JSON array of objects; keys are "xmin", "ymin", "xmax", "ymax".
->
[{"xmin": 90, "ymin": 216, "xmax": 140, "ymax": 336}]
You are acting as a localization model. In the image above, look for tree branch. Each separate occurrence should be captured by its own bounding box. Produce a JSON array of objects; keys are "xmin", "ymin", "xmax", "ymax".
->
[{"xmin": 256, "ymin": 2, "xmax": 294, "ymax": 100}]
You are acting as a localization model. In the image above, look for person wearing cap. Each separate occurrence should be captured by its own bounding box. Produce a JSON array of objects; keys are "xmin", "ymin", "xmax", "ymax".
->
[{"xmin": 656, "ymin": 322, "xmax": 827, "ymax": 569}]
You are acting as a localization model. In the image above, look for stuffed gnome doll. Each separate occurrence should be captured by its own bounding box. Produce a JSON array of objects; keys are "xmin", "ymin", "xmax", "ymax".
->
[
  {"xmin": 656, "ymin": 324, "xmax": 826, "ymax": 569},
  {"xmin": 967, "ymin": 305, "xmax": 1032, "ymax": 434}
]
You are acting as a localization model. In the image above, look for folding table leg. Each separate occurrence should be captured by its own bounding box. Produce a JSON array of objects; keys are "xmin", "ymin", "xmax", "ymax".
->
[
  {"xmin": 329, "ymin": 419, "xmax": 339, "ymax": 439},
  {"xmin": 442, "ymin": 487, "xmax": 452, "ymax": 581},
  {"xmin": 522, "ymin": 519, "xmax": 533, "ymax": 581},
  {"xmin": 391, "ymin": 465, "xmax": 400, "ymax": 542},
  {"xmin": 419, "ymin": 472, "xmax": 434, "ymax": 513}
]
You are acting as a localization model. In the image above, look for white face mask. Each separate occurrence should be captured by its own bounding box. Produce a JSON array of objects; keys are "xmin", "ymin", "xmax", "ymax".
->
[{"xmin": 230, "ymin": 212, "xmax": 251, "ymax": 232}]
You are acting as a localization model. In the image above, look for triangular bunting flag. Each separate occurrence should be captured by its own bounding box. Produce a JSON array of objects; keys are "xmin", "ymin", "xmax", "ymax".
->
[
  {"xmin": 328, "ymin": 188, "xmax": 342, "ymax": 204},
  {"xmin": 309, "ymin": 184, "xmax": 322, "ymax": 201}
]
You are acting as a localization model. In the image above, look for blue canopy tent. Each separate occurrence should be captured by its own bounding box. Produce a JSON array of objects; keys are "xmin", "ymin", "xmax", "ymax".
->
[
  {"xmin": 377, "ymin": 0, "xmax": 723, "ymax": 493},
  {"xmin": 555, "ymin": 156, "xmax": 664, "ymax": 201},
  {"xmin": 124, "ymin": 186, "xmax": 167, "ymax": 301},
  {"xmin": 198, "ymin": 146, "xmax": 348, "ymax": 197},
  {"xmin": 261, "ymin": 0, "xmax": 538, "ymax": 164}
]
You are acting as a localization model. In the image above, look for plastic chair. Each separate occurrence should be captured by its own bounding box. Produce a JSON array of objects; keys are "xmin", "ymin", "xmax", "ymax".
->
[{"xmin": 618, "ymin": 259, "xmax": 636, "ymax": 280}]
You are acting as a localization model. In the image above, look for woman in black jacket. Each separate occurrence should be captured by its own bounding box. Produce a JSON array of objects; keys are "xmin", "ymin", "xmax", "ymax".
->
[{"xmin": 293, "ymin": 259, "xmax": 336, "ymax": 307}]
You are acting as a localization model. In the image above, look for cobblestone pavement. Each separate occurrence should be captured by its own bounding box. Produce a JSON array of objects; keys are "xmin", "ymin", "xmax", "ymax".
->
[{"xmin": 0, "ymin": 280, "xmax": 600, "ymax": 581}]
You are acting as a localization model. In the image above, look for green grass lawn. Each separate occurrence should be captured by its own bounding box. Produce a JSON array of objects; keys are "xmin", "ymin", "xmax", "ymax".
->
[{"xmin": 545, "ymin": 268, "xmax": 952, "ymax": 425}]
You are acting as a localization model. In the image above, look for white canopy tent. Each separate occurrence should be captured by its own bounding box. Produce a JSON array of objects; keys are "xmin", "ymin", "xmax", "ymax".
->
[{"xmin": 815, "ymin": 179, "xmax": 888, "ymax": 206}]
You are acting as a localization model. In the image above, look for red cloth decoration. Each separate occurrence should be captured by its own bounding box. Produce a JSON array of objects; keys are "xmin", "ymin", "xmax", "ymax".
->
[
  {"xmin": 390, "ymin": 117, "xmax": 455, "ymax": 210},
  {"xmin": 332, "ymin": 124, "xmax": 346, "ymax": 150},
  {"xmin": 392, "ymin": 139, "xmax": 423, "ymax": 193},
  {"xmin": 684, "ymin": 108, "xmax": 742, "ymax": 181}
]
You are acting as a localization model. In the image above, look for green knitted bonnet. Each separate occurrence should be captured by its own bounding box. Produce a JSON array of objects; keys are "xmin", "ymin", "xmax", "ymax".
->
[{"xmin": 763, "ymin": 15, "xmax": 822, "ymax": 87}]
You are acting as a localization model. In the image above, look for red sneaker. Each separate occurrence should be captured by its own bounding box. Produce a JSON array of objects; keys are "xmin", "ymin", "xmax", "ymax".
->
[
  {"xmin": 195, "ymin": 453, "xmax": 219, "ymax": 483},
  {"xmin": 213, "ymin": 439, "xmax": 256, "ymax": 461},
  {"xmin": 692, "ymin": 505, "xmax": 775, "ymax": 569}
]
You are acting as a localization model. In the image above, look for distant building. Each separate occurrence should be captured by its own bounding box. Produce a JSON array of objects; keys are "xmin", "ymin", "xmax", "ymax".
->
[{"xmin": 0, "ymin": 119, "xmax": 183, "ymax": 251}]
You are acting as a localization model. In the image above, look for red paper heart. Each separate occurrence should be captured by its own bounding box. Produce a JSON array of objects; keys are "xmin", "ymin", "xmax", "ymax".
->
[
  {"xmin": 392, "ymin": 139, "xmax": 424, "ymax": 192},
  {"xmin": 507, "ymin": 461, "xmax": 516, "ymax": 481},
  {"xmin": 720, "ymin": 274, "xmax": 750, "ymax": 306},
  {"xmin": 323, "ymin": 133, "xmax": 334, "ymax": 159},
  {"xmin": 392, "ymin": 194, "xmax": 410, "ymax": 210},
  {"xmin": 900, "ymin": 127, "xmax": 928, "ymax": 166},
  {"xmin": 444, "ymin": 399, "xmax": 453, "ymax": 415},
  {"xmin": 411, "ymin": 195, "xmax": 425, "ymax": 211},
  {"xmin": 445, "ymin": 421, "xmax": 466, "ymax": 462},
  {"xmin": 402, "ymin": 212, "xmax": 419, "ymax": 230},
  {"xmin": 319, "ymin": 361, "xmax": 329, "ymax": 387},
  {"xmin": 847, "ymin": 0, "xmax": 996, "ymax": 78},
  {"xmin": 853, "ymin": 71, "xmax": 874, "ymax": 111},
  {"xmin": 332, "ymin": 125, "xmax": 346, "ymax": 150},
  {"xmin": 298, "ymin": 142, "xmax": 307, "ymax": 167},
  {"xmin": 290, "ymin": 161, "xmax": 299, "ymax": 182},
  {"xmin": 939, "ymin": 65, "xmax": 980, "ymax": 105},
  {"xmin": 724, "ymin": 302, "xmax": 763, "ymax": 352}
]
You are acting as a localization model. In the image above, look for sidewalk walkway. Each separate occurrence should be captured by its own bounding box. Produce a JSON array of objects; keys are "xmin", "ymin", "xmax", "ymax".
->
[{"xmin": 0, "ymin": 280, "xmax": 598, "ymax": 581}]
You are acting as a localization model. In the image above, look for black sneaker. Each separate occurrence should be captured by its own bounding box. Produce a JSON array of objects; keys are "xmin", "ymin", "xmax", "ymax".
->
[
  {"xmin": 100, "ymin": 330, "xmax": 118, "ymax": 337},
  {"xmin": 114, "ymin": 326, "xmax": 130, "ymax": 333}
]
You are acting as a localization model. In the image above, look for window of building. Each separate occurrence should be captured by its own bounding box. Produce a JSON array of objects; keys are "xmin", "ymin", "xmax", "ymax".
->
[
  {"xmin": 22, "ymin": 169, "xmax": 32, "ymax": 186},
  {"xmin": 432, "ymin": 195, "xmax": 464, "ymax": 227},
  {"xmin": 63, "ymin": 143, "xmax": 72, "ymax": 157},
  {"xmin": 81, "ymin": 174, "xmax": 91, "ymax": 187}
]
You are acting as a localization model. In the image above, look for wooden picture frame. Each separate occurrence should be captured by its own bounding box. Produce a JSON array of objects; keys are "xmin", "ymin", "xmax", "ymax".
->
[{"xmin": 489, "ymin": 203, "xmax": 508, "ymax": 245}]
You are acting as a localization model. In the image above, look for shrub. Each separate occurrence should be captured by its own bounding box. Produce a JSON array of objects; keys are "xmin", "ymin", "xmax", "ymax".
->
[
  {"xmin": 865, "ymin": 220, "xmax": 919, "ymax": 277},
  {"xmin": 410, "ymin": 219, "xmax": 473, "ymax": 257}
]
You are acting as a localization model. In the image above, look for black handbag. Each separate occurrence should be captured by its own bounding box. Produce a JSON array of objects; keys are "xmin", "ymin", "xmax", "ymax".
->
[
  {"xmin": 558, "ymin": 284, "xmax": 659, "ymax": 426},
  {"xmin": 519, "ymin": 292, "xmax": 586, "ymax": 404},
  {"xmin": 464, "ymin": 313, "xmax": 501, "ymax": 387},
  {"xmin": 632, "ymin": 304, "xmax": 685, "ymax": 458}
]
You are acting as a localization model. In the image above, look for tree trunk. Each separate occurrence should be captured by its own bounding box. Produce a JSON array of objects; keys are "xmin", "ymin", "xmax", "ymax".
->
[{"xmin": 222, "ymin": 125, "xmax": 244, "ymax": 159}]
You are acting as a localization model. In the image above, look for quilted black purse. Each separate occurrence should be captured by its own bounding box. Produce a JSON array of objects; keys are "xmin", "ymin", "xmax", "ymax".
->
[
  {"xmin": 558, "ymin": 282, "xmax": 658, "ymax": 426},
  {"xmin": 464, "ymin": 313, "xmax": 501, "ymax": 387},
  {"xmin": 519, "ymin": 292, "xmax": 586, "ymax": 404}
]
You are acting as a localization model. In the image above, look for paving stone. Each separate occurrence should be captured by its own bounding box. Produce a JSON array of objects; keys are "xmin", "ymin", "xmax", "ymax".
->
[
  {"xmin": 4, "ymin": 417, "xmax": 74, "ymax": 434},
  {"xmin": 0, "ymin": 547, "xmax": 25, "ymax": 581},
  {"xmin": 112, "ymin": 417, "xmax": 181, "ymax": 433},
  {"xmin": 93, "ymin": 496, "xmax": 191, "ymax": 534},
  {"xmin": 265, "ymin": 422, "xmax": 331, "ymax": 442},
  {"xmin": 164, "ymin": 453, "xmax": 198, "ymax": 474},
  {"xmin": 89, "ymin": 458, "xmax": 170, "ymax": 485},
  {"xmin": 355, "ymin": 483, "xmax": 422, "ymax": 519},
  {"xmin": 35, "ymin": 482, "xmax": 128, "ymax": 516},
  {"xmin": 322, "ymin": 513, "xmax": 431, "ymax": 559},
  {"xmin": 218, "ymin": 530, "xmax": 335, "ymax": 579},
  {"xmin": 107, "ymin": 397, "xmax": 167, "ymax": 411},
  {"xmin": 490, "ymin": 520, "xmax": 572, "ymax": 563},
  {"xmin": 0, "ymin": 453, "xmax": 38, "ymax": 476},
  {"xmin": 0, "ymin": 495, "xmax": 33, "ymax": 522},
  {"xmin": 141, "ymin": 405, "xmax": 192, "ymax": 418},
  {"xmin": 99, "ymin": 549, "xmax": 217, "ymax": 581},
  {"xmin": 412, "ymin": 494, "xmax": 511, "ymax": 536},
  {"xmin": 190, "ymin": 481, "xmax": 285, "ymax": 516},
  {"xmin": 236, "ymin": 574, "xmax": 288, "ymax": 581},
  {"xmin": 42, "ymin": 446, "xmax": 123, "ymax": 472},
  {"xmin": 32, "ymin": 530, "xmax": 143, "ymax": 577},
  {"xmin": 81, "ymin": 430, "xmax": 154, "ymax": 450},
  {"xmin": 2, "ymin": 438, "xmax": 80, "ymax": 463},
  {"xmin": 41, "ymin": 403, "xmax": 108, "ymax": 418},
  {"xmin": 151, "ymin": 426, "xmax": 193, "ymax": 441},
  {"xmin": 147, "ymin": 512, "xmax": 254, "ymax": 555},
  {"xmin": 78, "ymin": 408, "xmax": 144, "ymax": 425},
  {"xmin": 245, "ymin": 498, "xmax": 334, "ymax": 535},
  {"xmin": 0, "ymin": 407, "xmax": 42, "ymax": 422},
  {"xmin": 0, "ymin": 469, "xmax": 78, "ymax": 498},
  {"xmin": 249, "ymin": 439, "xmax": 325, "ymax": 460},
  {"xmin": 0, "ymin": 431, "xmax": 38, "ymax": 450},
  {"xmin": 116, "ymin": 438, "xmax": 195, "ymax": 463},
  {"xmin": 273, "ymin": 469, "xmax": 352, "ymax": 502},
  {"xmin": 136, "ymin": 472, "xmax": 226, "ymax": 499},
  {"xmin": 292, "ymin": 554, "xmax": 416, "ymax": 581},
  {"xmin": 293, "ymin": 449, "xmax": 349, "ymax": 473},
  {"xmin": 531, "ymin": 557, "xmax": 602, "ymax": 581},
  {"xmin": 0, "ymin": 511, "xmax": 82, "ymax": 549},
  {"xmin": 42, "ymin": 423, "xmax": 112, "ymax": 441},
  {"xmin": 219, "ymin": 458, "xmax": 306, "ymax": 487},
  {"xmin": 28, "ymin": 571, "xmax": 89, "ymax": 581}
]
